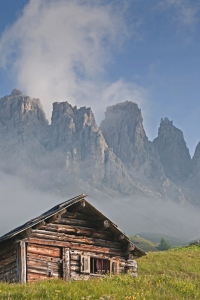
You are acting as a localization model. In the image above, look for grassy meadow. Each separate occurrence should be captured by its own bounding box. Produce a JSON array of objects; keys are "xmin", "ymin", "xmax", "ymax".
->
[{"xmin": 0, "ymin": 244, "xmax": 200, "ymax": 300}]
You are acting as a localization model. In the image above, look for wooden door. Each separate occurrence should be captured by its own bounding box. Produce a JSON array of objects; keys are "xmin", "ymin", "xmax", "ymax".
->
[{"xmin": 26, "ymin": 243, "xmax": 62, "ymax": 282}]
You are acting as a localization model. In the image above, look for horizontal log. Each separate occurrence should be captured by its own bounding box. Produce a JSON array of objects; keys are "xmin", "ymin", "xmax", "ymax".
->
[
  {"xmin": 45, "ymin": 208, "xmax": 67, "ymax": 224},
  {"xmin": 0, "ymin": 261, "xmax": 17, "ymax": 275},
  {"xmin": 62, "ymin": 211, "xmax": 89, "ymax": 221},
  {"xmin": 27, "ymin": 266, "xmax": 61, "ymax": 277},
  {"xmin": 27, "ymin": 272, "xmax": 61, "ymax": 281},
  {"xmin": 41, "ymin": 224, "xmax": 94, "ymax": 236},
  {"xmin": 33, "ymin": 220, "xmax": 46, "ymax": 230},
  {"xmin": 69, "ymin": 200, "xmax": 86, "ymax": 212},
  {"xmin": 0, "ymin": 270, "xmax": 17, "ymax": 282},
  {"xmin": 114, "ymin": 235, "xmax": 126, "ymax": 242},
  {"xmin": 15, "ymin": 229, "xmax": 32, "ymax": 241},
  {"xmin": 70, "ymin": 265, "xmax": 80, "ymax": 272},
  {"xmin": 27, "ymin": 257, "xmax": 61, "ymax": 268},
  {"xmin": 96, "ymin": 220, "xmax": 109, "ymax": 231},
  {"xmin": 27, "ymin": 253, "xmax": 62, "ymax": 263},
  {"xmin": 0, "ymin": 255, "xmax": 16, "ymax": 268},
  {"xmin": 70, "ymin": 250, "xmax": 112, "ymax": 259},
  {"xmin": 26, "ymin": 238, "xmax": 122, "ymax": 255},
  {"xmin": 31, "ymin": 230, "xmax": 121, "ymax": 249},
  {"xmin": 70, "ymin": 254, "xmax": 80, "ymax": 261},
  {"xmin": 27, "ymin": 260, "xmax": 61, "ymax": 272},
  {"xmin": 56, "ymin": 218, "xmax": 92, "ymax": 228},
  {"xmin": 27, "ymin": 244, "xmax": 61, "ymax": 258},
  {"xmin": 123, "ymin": 242, "xmax": 135, "ymax": 252},
  {"xmin": 0, "ymin": 245, "xmax": 16, "ymax": 261},
  {"xmin": 40, "ymin": 224, "xmax": 112, "ymax": 240},
  {"xmin": 70, "ymin": 260, "xmax": 79, "ymax": 266}
]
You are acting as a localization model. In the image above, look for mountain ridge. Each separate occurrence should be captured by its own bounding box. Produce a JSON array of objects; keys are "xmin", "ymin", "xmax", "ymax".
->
[{"xmin": 0, "ymin": 89, "xmax": 198, "ymax": 206}]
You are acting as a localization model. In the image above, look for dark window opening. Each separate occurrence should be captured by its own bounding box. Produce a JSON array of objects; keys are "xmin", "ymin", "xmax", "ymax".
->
[{"xmin": 90, "ymin": 257, "xmax": 110, "ymax": 274}]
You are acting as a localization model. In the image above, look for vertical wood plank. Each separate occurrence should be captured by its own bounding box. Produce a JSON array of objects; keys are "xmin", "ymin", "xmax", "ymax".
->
[
  {"xmin": 17, "ymin": 241, "xmax": 26, "ymax": 283},
  {"xmin": 63, "ymin": 248, "xmax": 70, "ymax": 281}
]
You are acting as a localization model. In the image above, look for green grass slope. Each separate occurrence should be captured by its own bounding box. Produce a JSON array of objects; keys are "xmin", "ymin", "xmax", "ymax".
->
[
  {"xmin": 136, "ymin": 232, "xmax": 189, "ymax": 247},
  {"xmin": 0, "ymin": 244, "xmax": 200, "ymax": 299},
  {"xmin": 129, "ymin": 235, "xmax": 158, "ymax": 252}
]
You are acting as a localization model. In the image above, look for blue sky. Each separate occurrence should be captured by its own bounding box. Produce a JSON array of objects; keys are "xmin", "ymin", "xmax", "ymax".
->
[{"xmin": 0, "ymin": 0, "xmax": 200, "ymax": 155}]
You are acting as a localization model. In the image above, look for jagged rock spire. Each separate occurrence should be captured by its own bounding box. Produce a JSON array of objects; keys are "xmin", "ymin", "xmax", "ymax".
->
[
  {"xmin": 10, "ymin": 88, "xmax": 23, "ymax": 96},
  {"xmin": 153, "ymin": 118, "xmax": 191, "ymax": 182}
]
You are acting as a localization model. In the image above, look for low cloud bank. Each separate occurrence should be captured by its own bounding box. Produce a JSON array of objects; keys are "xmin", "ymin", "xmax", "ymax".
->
[{"xmin": 0, "ymin": 171, "xmax": 199, "ymax": 244}]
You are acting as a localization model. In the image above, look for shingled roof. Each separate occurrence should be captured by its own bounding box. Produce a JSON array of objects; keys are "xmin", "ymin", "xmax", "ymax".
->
[{"xmin": 0, "ymin": 194, "xmax": 146, "ymax": 257}]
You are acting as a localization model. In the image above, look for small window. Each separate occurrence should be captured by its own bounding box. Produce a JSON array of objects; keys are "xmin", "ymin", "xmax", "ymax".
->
[{"xmin": 90, "ymin": 257, "xmax": 110, "ymax": 275}]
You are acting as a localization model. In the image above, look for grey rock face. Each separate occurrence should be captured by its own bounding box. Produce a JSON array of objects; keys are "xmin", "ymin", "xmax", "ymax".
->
[
  {"xmin": 153, "ymin": 118, "xmax": 191, "ymax": 182},
  {"xmin": 184, "ymin": 142, "xmax": 200, "ymax": 205},
  {"xmin": 0, "ymin": 89, "xmax": 47, "ymax": 129},
  {"xmin": 48, "ymin": 101, "xmax": 140, "ymax": 193},
  {"xmin": 0, "ymin": 91, "xmax": 141, "ymax": 196},
  {"xmin": 100, "ymin": 102, "xmax": 186, "ymax": 202},
  {"xmin": 0, "ymin": 90, "xmax": 48, "ymax": 173},
  {"xmin": 0, "ymin": 90, "xmax": 192, "ymax": 203}
]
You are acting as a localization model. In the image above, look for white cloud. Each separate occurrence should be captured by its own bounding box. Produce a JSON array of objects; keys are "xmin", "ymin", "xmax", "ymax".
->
[{"xmin": 0, "ymin": 0, "xmax": 147, "ymax": 122}]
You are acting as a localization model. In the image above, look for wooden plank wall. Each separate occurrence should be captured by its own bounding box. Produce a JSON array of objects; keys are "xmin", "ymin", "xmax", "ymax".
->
[
  {"xmin": 0, "ymin": 243, "xmax": 17, "ymax": 282},
  {"xmin": 26, "ymin": 244, "xmax": 62, "ymax": 283},
  {"xmin": 25, "ymin": 210, "xmax": 126, "ymax": 281}
]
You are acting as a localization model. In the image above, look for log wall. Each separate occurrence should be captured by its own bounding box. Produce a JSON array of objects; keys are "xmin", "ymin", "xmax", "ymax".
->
[
  {"xmin": 25, "ymin": 210, "xmax": 127, "ymax": 281},
  {"xmin": 26, "ymin": 244, "xmax": 62, "ymax": 283},
  {"xmin": 0, "ymin": 243, "xmax": 17, "ymax": 282}
]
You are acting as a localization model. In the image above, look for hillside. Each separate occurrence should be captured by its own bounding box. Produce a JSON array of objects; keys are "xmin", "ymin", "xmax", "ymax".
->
[
  {"xmin": 0, "ymin": 244, "xmax": 200, "ymax": 299},
  {"xmin": 137, "ymin": 232, "xmax": 190, "ymax": 247},
  {"xmin": 129, "ymin": 235, "xmax": 158, "ymax": 252}
]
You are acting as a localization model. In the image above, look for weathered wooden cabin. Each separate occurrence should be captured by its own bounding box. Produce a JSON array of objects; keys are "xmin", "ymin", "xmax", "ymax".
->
[{"xmin": 0, "ymin": 194, "xmax": 146, "ymax": 283}]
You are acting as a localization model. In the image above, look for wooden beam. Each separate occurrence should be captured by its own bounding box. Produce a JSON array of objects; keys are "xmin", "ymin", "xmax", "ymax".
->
[
  {"xmin": 61, "ymin": 211, "xmax": 88, "ymax": 221},
  {"xmin": 96, "ymin": 220, "xmax": 109, "ymax": 231},
  {"xmin": 63, "ymin": 248, "xmax": 70, "ymax": 281},
  {"xmin": 26, "ymin": 237, "xmax": 122, "ymax": 255},
  {"xmin": 30, "ymin": 230, "xmax": 121, "ymax": 249},
  {"xmin": 68, "ymin": 200, "xmax": 86, "ymax": 212},
  {"xmin": 114, "ymin": 235, "xmax": 125, "ymax": 242},
  {"xmin": 56, "ymin": 217, "xmax": 92, "ymax": 227},
  {"xmin": 17, "ymin": 241, "xmax": 26, "ymax": 283},
  {"xmin": 45, "ymin": 209, "xmax": 67, "ymax": 224},
  {"xmin": 33, "ymin": 221, "xmax": 46, "ymax": 230},
  {"xmin": 123, "ymin": 242, "xmax": 135, "ymax": 253},
  {"xmin": 15, "ymin": 228, "xmax": 32, "ymax": 241}
]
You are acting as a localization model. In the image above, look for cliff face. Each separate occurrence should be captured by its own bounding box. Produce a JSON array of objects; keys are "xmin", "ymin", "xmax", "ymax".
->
[
  {"xmin": 184, "ymin": 142, "xmax": 200, "ymax": 205},
  {"xmin": 0, "ymin": 89, "xmax": 197, "ymax": 204},
  {"xmin": 153, "ymin": 118, "xmax": 192, "ymax": 182},
  {"xmin": 100, "ymin": 102, "xmax": 148, "ymax": 166},
  {"xmin": 100, "ymin": 102, "xmax": 186, "ymax": 203},
  {"xmin": 0, "ymin": 89, "xmax": 48, "ymax": 174},
  {"xmin": 0, "ymin": 88, "xmax": 47, "ymax": 130},
  {"xmin": 0, "ymin": 90, "xmax": 140, "ymax": 196},
  {"xmin": 47, "ymin": 101, "xmax": 136, "ymax": 193}
]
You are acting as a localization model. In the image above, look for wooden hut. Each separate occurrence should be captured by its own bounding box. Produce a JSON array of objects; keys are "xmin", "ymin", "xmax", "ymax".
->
[{"xmin": 0, "ymin": 194, "xmax": 146, "ymax": 283}]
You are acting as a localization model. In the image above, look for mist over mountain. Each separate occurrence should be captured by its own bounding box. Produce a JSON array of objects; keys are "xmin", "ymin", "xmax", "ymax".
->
[
  {"xmin": 0, "ymin": 89, "xmax": 199, "ymax": 204},
  {"xmin": 0, "ymin": 89, "xmax": 200, "ymax": 240}
]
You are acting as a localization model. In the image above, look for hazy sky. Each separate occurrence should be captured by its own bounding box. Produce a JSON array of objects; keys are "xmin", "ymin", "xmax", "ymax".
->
[{"xmin": 0, "ymin": 0, "xmax": 200, "ymax": 155}]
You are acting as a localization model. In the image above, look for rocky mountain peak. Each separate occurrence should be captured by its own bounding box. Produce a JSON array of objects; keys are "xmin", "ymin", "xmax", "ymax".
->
[
  {"xmin": 10, "ymin": 88, "xmax": 23, "ymax": 97},
  {"xmin": 50, "ymin": 102, "xmax": 101, "ymax": 152},
  {"xmin": 0, "ymin": 90, "xmax": 47, "ymax": 129},
  {"xmin": 52, "ymin": 102, "xmax": 96, "ymax": 130},
  {"xmin": 100, "ymin": 101, "xmax": 148, "ymax": 165},
  {"xmin": 153, "ymin": 118, "xmax": 191, "ymax": 182}
]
